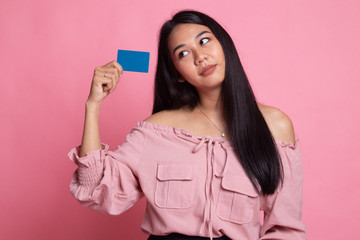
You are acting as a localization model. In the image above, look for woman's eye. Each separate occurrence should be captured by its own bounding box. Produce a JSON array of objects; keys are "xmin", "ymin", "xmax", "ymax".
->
[
  {"xmin": 200, "ymin": 38, "xmax": 210, "ymax": 45},
  {"xmin": 179, "ymin": 51, "xmax": 189, "ymax": 58}
]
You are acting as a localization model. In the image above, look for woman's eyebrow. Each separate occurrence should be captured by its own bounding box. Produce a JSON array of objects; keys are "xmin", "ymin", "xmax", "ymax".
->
[{"xmin": 173, "ymin": 30, "xmax": 211, "ymax": 54}]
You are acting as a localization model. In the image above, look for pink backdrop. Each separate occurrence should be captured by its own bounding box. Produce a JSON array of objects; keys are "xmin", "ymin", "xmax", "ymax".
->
[{"xmin": 1, "ymin": 0, "xmax": 359, "ymax": 239}]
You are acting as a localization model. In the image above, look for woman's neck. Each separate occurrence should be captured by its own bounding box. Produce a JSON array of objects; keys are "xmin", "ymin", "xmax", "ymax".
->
[{"xmin": 197, "ymin": 88, "xmax": 223, "ymax": 115}]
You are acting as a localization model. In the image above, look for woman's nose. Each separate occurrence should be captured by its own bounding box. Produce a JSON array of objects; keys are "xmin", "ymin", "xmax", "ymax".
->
[{"xmin": 194, "ymin": 51, "xmax": 207, "ymax": 65}]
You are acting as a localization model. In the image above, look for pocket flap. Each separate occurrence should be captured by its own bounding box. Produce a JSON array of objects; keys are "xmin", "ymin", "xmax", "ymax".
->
[
  {"xmin": 221, "ymin": 175, "xmax": 258, "ymax": 197},
  {"xmin": 157, "ymin": 164, "xmax": 193, "ymax": 181}
]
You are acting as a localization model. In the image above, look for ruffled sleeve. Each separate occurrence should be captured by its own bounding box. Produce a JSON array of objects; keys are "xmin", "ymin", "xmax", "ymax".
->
[
  {"xmin": 259, "ymin": 139, "xmax": 307, "ymax": 239},
  {"xmin": 68, "ymin": 127, "xmax": 146, "ymax": 215}
]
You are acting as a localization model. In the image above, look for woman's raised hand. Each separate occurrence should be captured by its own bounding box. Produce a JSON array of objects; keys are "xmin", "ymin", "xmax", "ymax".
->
[{"xmin": 87, "ymin": 61, "xmax": 123, "ymax": 104}]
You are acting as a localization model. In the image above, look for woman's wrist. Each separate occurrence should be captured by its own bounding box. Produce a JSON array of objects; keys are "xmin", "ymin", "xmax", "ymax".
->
[{"xmin": 85, "ymin": 100, "xmax": 102, "ymax": 113}]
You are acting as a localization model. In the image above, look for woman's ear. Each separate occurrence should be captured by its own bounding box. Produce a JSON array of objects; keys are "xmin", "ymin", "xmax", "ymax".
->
[{"xmin": 178, "ymin": 77, "xmax": 186, "ymax": 83}]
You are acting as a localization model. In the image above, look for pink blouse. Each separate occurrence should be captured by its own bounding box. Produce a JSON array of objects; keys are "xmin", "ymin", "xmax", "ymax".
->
[{"xmin": 69, "ymin": 121, "xmax": 306, "ymax": 239}]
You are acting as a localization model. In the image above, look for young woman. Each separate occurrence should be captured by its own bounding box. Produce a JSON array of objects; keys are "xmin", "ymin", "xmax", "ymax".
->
[{"xmin": 69, "ymin": 10, "xmax": 306, "ymax": 240}]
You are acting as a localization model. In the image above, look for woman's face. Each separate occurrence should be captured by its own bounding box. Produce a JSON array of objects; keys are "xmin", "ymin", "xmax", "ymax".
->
[{"xmin": 168, "ymin": 23, "xmax": 226, "ymax": 92}]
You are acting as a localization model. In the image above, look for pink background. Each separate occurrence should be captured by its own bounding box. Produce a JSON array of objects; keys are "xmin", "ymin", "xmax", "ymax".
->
[{"xmin": 1, "ymin": 0, "xmax": 359, "ymax": 239}]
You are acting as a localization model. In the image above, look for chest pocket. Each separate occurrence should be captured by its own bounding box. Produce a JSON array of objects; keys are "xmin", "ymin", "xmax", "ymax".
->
[
  {"xmin": 217, "ymin": 174, "xmax": 259, "ymax": 224},
  {"xmin": 155, "ymin": 164, "xmax": 196, "ymax": 209}
]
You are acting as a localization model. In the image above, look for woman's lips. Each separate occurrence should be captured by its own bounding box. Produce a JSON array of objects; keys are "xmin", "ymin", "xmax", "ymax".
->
[{"xmin": 199, "ymin": 64, "xmax": 217, "ymax": 76}]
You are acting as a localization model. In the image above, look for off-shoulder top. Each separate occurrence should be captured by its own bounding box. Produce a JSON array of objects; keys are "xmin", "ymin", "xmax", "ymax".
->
[{"xmin": 69, "ymin": 121, "xmax": 306, "ymax": 239}]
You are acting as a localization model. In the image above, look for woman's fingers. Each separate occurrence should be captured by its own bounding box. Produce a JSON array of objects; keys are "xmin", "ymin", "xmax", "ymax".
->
[
  {"xmin": 97, "ymin": 63, "xmax": 122, "ymax": 83},
  {"xmin": 112, "ymin": 61, "xmax": 123, "ymax": 79},
  {"xmin": 88, "ymin": 61, "xmax": 124, "ymax": 103},
  {"xmin": 95, "ymin": 70, "xmax": 117, "ymax": 93},
  {"xmin": 105, "ymin": 60, "xmax": 123, "ymax": 74},
  {"xmin": 93, "ymin": 75, "xmax": 111, "ymax": 93},
  {"xmin": 103, "ymin": 61, "xmax": 123, "ymax": 80}
]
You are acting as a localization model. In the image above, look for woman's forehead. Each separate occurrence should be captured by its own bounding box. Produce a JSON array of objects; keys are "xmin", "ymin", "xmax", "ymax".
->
[{"xmin": 168, "ymin": 24, "xmax": 212, "ymax": 47}]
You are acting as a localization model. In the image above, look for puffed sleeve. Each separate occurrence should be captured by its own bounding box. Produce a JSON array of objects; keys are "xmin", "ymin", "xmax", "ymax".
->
[
  {"xmin": 68, "ymin": 127, "xmax": 146, "ymax": 215},
  {"xmin": 259, "ymin": 140, "xmax": 307, "ymax": 239}
]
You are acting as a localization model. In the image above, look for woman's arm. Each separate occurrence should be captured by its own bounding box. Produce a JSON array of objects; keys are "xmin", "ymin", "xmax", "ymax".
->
[
  {"xmin": 69, "ymin": 61, "xmax": 146, "ymax": 214},
  {"xmin": 79, "ymin": 101, "xmax": 101, "ymax": 157},
  {"xmin": 79, "ymin": 61, "xmax": 123, "ymax": 157},
  {"xmin": 259, "ymin": 106, "xmax": 306, "ymax": 239}
]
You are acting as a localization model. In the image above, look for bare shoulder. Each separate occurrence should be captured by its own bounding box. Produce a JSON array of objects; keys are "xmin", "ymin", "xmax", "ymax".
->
[
  {"xmin": 258, "ymin": 103, "xmax": 296, "ymax": 144},
  {"xmin": 144, "ymin": 110, "xmax": 171, "ymax": 125},
  {"xmin": 144, "ymin": 107, "xmax": 191, "ymax": 126}
]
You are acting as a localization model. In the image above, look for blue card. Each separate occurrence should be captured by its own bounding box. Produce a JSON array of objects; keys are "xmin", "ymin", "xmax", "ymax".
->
[{"xmin": 117, "ymin": 49, "xmax": 150, "ymax": 73}]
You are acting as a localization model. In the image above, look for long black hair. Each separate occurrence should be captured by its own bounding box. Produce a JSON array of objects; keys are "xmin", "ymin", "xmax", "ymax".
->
[{"xmin": 152, "ymin": 10, "xmax": 283, "ymax": 195}]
